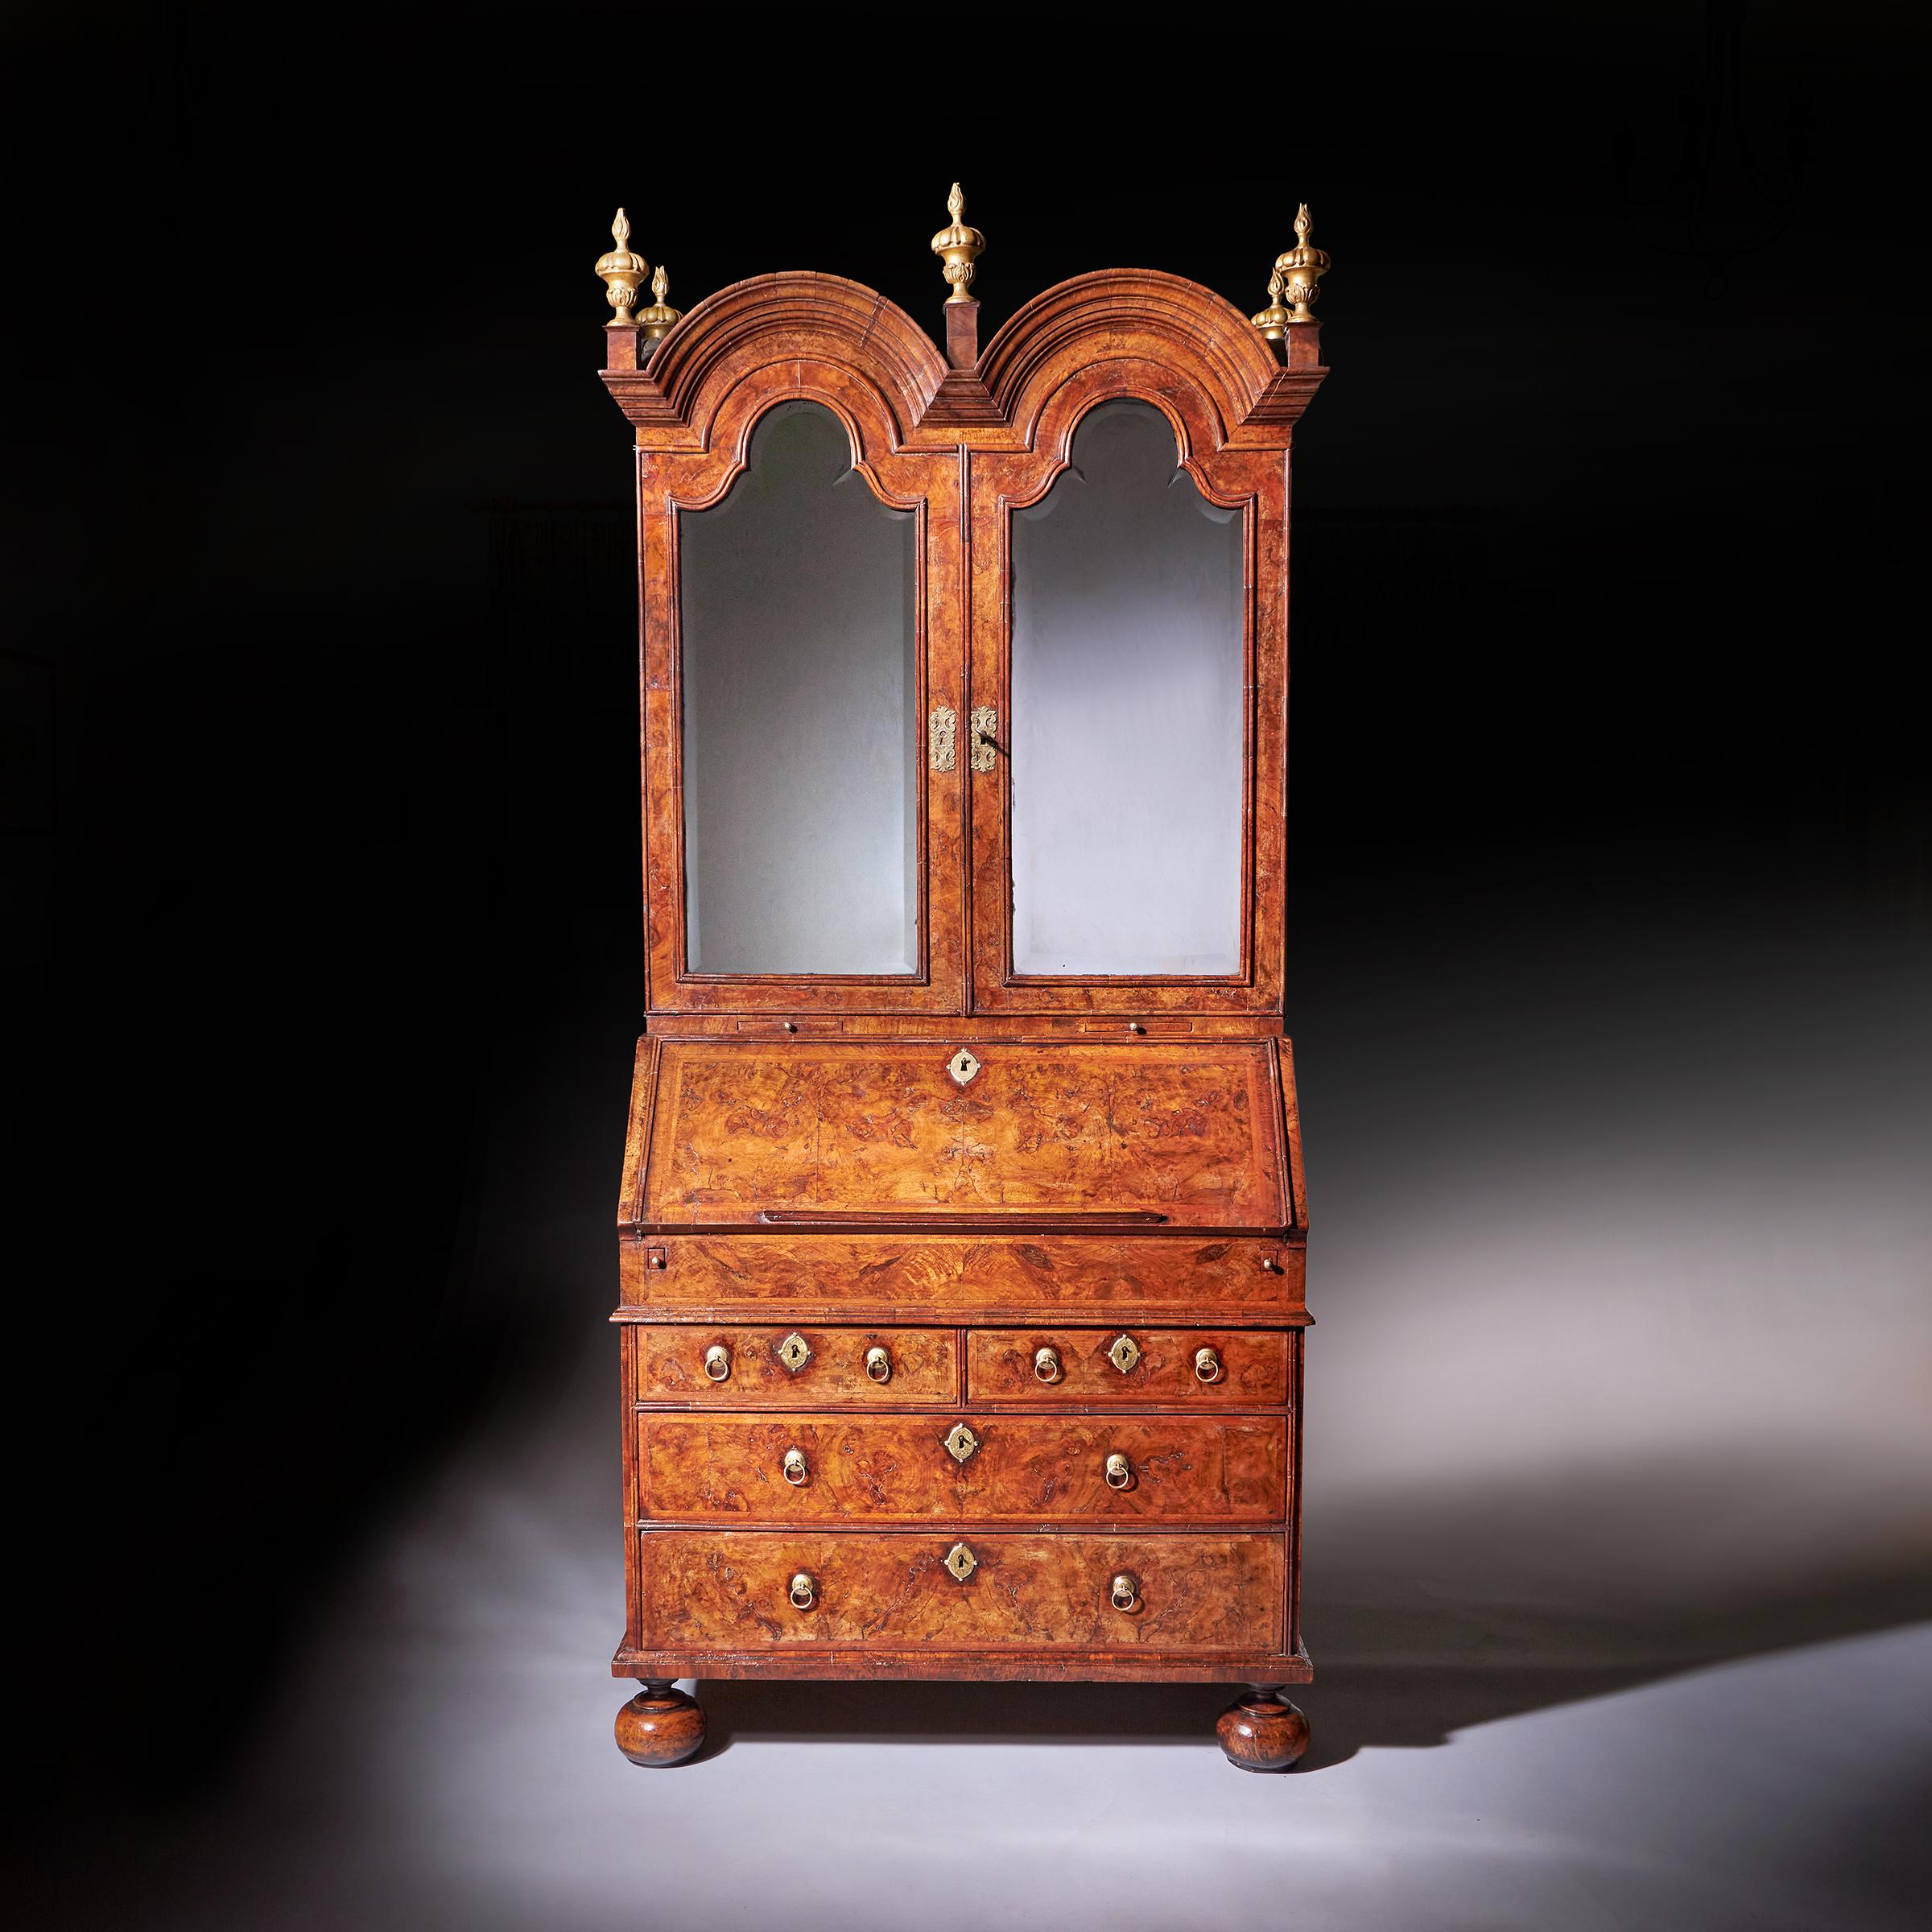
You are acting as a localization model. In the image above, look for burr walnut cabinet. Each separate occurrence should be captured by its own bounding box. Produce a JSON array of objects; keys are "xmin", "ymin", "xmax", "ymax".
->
[{"xmin": 596, "ymin": 188, "xmax": 1331, "ymax": 1770}]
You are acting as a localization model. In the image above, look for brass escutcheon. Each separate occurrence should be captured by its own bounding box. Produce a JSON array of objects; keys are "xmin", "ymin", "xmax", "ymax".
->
[
  {"xmin": 1110, "ymin": 1572, "xmax": 1141, "ymax": 1612},
  {"xmin": 947, "ymin": 1046, "xmax": 981, "ymax": 1087},
  {"xmin": 864, "ymin": 1345, "xmax": 892, "ymax": 1385},
  {"xmin": 1107, "ymin": 1333, "xmax": 1141, "ymax": 1375},
  {"xmin": 1034, "ymin": 1346, "xmax": 1063, "ymax": 1385},
  {"xmin": 944, "ymin": 1541, "xmax": 978, "ymax": 1582},
  {"xmin": 1194, "ymin": 1346, "xmax": 1224, "ymax": 1385},
  {"xmin": 782, "ymin": 1447, "xmax": 808, "ymax": 1486},
  {"xmin": 788, "ymin": 1571, "xmax": 816, "ymax": 1611},
  {"xmin": 1104, "ymin": 1451, "xmax": 1133, "ymax": 1491},
  {"xmin": 943, "ymin": 1422, "xmax": 980, "ymax": 1465},
  {"xmin": 703, "ymin": 1344, "xmax": 730, "ymax": 1383},
  {"xmin": 778, "ymin": 1331, "xmax": 812, "ymax": 1373}
]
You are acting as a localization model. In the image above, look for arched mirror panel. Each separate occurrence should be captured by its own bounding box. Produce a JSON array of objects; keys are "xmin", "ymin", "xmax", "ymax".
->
[
  {"xmin": 1009, "ymin": 400, "xmax": 1245, "ymax": 977},
  {"xmin": 678, "ymin": 399, "xmax": 920, "ymax": 975}
]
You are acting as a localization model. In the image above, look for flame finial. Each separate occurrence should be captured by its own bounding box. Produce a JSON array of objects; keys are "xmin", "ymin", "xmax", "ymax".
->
[
  {"xmin": 1252, "ymin": 266, "xmax": 1292, "ymax": 342},
  {"xmin": 638, "ymin": 263, "xmax": 683, "ymax": 342},
  {"xmin": 1271, "ymin": 203, "xmax": 1331, "ymax": 326},
  {"xmin": 594, "ymin": 207, "xmax": 650, "ymax": 327},
  {"xmin": 930, "ymin": 181, "xmax": 985, "ymax": 306}
]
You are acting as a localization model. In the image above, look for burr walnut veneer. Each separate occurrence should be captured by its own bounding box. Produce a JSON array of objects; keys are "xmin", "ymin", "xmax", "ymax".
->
[{"xmin": 598, "ymin": 189, "xmax": 1330, "ymax": 1769}]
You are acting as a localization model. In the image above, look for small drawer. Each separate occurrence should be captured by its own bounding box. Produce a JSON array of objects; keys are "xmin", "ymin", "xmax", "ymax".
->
[
  {"xmin": 968, "ymin": 1328, "xmax": 1290, "ymax": 1404},
  {"xmin": 632, "ymin": 1326, "xmax": 955, "ymax": 1406},
  {"xmin": 638, "ymin": 1414, "xmax": 1286, "ymax": 1524},
  {"xmin": 638, "ymin": 1530, "xmax": 1282, "ymax": 1651}
]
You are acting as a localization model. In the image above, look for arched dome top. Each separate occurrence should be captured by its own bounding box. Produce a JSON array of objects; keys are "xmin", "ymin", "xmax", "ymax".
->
[
  {"xmin": 975, "ymin": 269, "xmax": 1286, "ymax": 448},
  {"xmin": 636, "ymin": 272, "xmax": 949, "ymax": 444}
]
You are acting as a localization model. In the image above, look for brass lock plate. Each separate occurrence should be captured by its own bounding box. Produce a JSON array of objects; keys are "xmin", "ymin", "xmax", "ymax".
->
[
  {"xmin": 1107, "ymin": 1333, "xmax": 1141, "ymax": 1375},
  {"xmin": 928, "ymin": 705, "xmax": 957, "ymax": 773},
  {"xmin": 944, "ymin": 1542, "xmax": 978, "ymax": 1582},
  {"xmin": 947, "ymin": 1047, "xmax": 980, "ymax": 1087},
  {"xmin": 777, "ymin": 1331, "xmax": 812, "ymax": 1373},
  {"xmin": 943, "ymin": 1422, "xmax": 980, "ymax": 1464}
]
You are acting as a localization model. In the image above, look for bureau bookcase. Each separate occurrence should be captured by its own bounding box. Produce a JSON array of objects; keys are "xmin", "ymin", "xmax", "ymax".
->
[{"xmin": 595, "ymin": 189, "xmax": 1331, "ymax": 1769}]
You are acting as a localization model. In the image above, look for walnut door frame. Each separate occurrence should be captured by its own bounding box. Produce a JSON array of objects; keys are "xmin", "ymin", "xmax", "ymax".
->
[
  {"xmin": 963, "ymin": 279, "xmax": 1294, "ymax": 1018},
  {"xmin": 631, "ymin": 279, "xmax": 968, "ymax": 1017}
]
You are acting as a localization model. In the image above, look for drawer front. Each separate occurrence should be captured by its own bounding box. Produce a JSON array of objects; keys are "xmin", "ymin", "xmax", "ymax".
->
[
  {"xmin": 620, "ymin": 1233, "xmax": 1303, "ymax": 1319},
  {"xmin": 639, "ymin": 1414, "xmax": 1286, "ymax": 1523},
  {"xmin": 638, "ymin": 1530, "xmax": 1282, "ymax": 1651},
  {"xmin": 968, "ymin": 1327, "xmax": 1290, "ymax": 1404},
  {"xmin": 633, "ymin": 1325, "xmax": 955, "ymax": 1406}
]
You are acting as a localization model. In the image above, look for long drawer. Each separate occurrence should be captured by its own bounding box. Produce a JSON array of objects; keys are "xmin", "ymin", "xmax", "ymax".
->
[
  {"xmin": 637, "ymin": 1530, "xmax": 1282, "ymax": 1651},
  {"xmin": 632, "ymin": 1324, "xmax": 956, "ymax": 1406},
  {"xmin": 619, "ymin": 1232, "xmax": 1303, "ymax": 1319},
  {"xmin": 638, "ymin": 1414, "xmax": 1287, "ymax": 1523}
]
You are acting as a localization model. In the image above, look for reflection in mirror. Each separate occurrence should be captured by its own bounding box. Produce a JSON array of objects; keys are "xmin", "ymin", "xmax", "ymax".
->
[
  {"xmin": 679, "ymin": 401, "xmax": 919, "ymax": 974},
  {"xmin": 1009, "ymin": 400, "xmax": 1245, "ymax": 976}
]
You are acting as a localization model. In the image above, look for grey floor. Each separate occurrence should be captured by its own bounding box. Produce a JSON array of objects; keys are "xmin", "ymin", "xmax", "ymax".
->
[{"xmin": 39, "ymin": 907, "xmax": 1932, "ymax": 1930}]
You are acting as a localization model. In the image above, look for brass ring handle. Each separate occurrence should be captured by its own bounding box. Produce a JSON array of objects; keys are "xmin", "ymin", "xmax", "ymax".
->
[
  {"xmin": 1034, "ymin": 1347, "xmax": 1063, "ymax": 1385},
  {"xmin": 1109, "ymin": 1572, "xmax": 1140, "ymax": 1612},
  {"xmin": 788, "ymin": 1571, "xmax": 816, "ymax": 1611},
  {"xmin": 1104, "ymin": 1452, "xmax": 1133, "ymax": 1491},
  {"xmin": 864, "ymin": 1345, "xmax": 892, "ymax": 1385},
  {"xmin": 703, "ymin": 1344, "xmax": 730, "ymax": 1382},
  {"xmin": 782, "ymin": 1447, "xmax": 808, "ymax": 1486},
  {"xmin": 1194, "ymin": 1346, "xmax": 1224, "ymax": 1385}
]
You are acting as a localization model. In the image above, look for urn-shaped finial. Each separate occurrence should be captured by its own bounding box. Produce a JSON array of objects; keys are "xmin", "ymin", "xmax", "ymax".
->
[
  {"xmin": 1251, "ymin": 267, "xmax": 1292, "ymax": 342},
  {"xmin": 1272, "ymin": 204, "xmax": 1331, "ymax": 325},
  {"xmin": 930, "ymin": 182, "xmax": 985, "ymax": 305},
  {"xmin": 595, "ymin": 208, "xmax": 650, "ymax": 327},
  {"xmin": 636, "ymin": 265, "xmax": 683, "ymax": 342}
]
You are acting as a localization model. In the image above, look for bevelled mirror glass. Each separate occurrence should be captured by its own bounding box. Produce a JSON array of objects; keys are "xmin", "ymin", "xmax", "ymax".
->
[
  {"xmin": 1009, "ymin": 400, "xmax": 1245, "ymax": 976},
  {"xmin": 679, "ymin": 400, "xmax": 919, "ymax": 975}
]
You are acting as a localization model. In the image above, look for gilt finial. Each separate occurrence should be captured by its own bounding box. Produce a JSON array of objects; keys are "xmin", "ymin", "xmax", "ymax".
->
[
  {"xmin": 637, "ymin": 263, "xmax": 683, "ymax": 342},
  {"xmin": 931, "ymin": 181, "xmax": 985, "ymax": 306},
  {"xmin": 595, "ymin": 206, "xmax": 650, "ymax": 328},
  {"xmin": 1251, "ymin": 266, "xmax": 1291, "ymax": 342},
  {"xmin": 1272, "ymin": 203, "xmax": 1331, "ymax": 326}
]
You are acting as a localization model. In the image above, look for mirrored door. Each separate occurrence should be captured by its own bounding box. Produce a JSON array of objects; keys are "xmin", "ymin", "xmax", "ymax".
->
[
  {"xmin": 1008, "ymin": 401, "xmax": 1245, "ymax": 976},
  {"xmin": 968, "ymin": 390, "xmax": 1283, "ymax": 1014},
  {"xmin": 679, "ymin": 401, "xmax": 919, "ymax": 976},
  {"xmin": 639, "ymin": 384, "xmax": 966, "ymax": 1017}
]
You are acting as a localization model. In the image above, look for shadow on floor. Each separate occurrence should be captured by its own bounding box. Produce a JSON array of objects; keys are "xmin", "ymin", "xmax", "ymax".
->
[{"xmin": 692, "ymin": 1449, "xmax": 1932, "ymax": 1768}]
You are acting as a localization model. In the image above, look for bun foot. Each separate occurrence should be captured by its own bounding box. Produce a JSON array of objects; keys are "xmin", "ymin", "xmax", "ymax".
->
[
  {"xmin": 1216, "ymin": 1688, "xmax": 1310, "ymax": 1772},
  {"xmin": 616, "ymin": 1681, "xmax": 705, "ymax": 1767}
]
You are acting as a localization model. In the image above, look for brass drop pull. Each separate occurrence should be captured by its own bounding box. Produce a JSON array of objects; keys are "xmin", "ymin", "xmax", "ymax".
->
[
  {"xmin": 864, "ymin": 1345, "xmax": 892, "ymax": 1385},
  {"xmin": 788, "ymin": 1571, "xmax": 816, "ymax": 1611},
  {"xmin": 703, "ymin": 1344, "xmax": 731, "ymax": 1383},
  {"xmin": 1034, "ymin": 1347, "xmax": 1063, "ymax": 1385},
  {"xmin": 1104, "ymin": 1452, "xmax": 1133, "ymax": 1492},
  {"xmin": 782, "ymin": 1447, "xmax": 808, "ymax": 1486},
  {"xmin": 1194, "ymin": 1346, "xmax": 1224, "ymax": 1385},
  {"xmin": 1109, "ymin": 1572, "xmax": 1141, "ymax": 1612},
  {"xmin": 1107, "ymin": 1333, "xmax": 1141, "ymax": 1376}
]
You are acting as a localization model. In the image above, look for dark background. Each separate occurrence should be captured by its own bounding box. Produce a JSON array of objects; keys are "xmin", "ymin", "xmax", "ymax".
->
[{"xmin": 3, "ymin": 0, "xmax": 1924, "ymax": 1835}]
